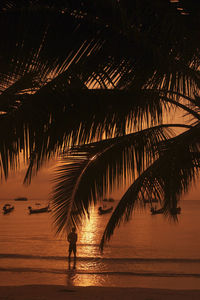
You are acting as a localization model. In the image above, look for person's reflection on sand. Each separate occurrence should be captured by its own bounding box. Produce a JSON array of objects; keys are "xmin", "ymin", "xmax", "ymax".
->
[
  {"xmin": 68, "ymin": 258, "xmax": 76, "ymax": 270},
  {"xmin": 66, "ymin": 260, "xmax": 77, "ymax": 286}
]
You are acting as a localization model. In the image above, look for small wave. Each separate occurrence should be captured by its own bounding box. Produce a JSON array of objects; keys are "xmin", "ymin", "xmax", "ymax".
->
[
  {"xmin": 0, "ymin": 266, "xmax": 200, "ymax": 278},
  {"xmin": 1, "ymin": 253, "xmax": 200, "ymax": 263}
]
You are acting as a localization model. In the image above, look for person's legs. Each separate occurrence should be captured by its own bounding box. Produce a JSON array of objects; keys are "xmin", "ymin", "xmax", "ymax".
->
[
  {"xmin": 68, "ymin": 245, "xmax": 73, "ymax": 261},
  {"xmin": 72, "ymin": 245, "xmax": 77, "ymax": 259},
  {"xmin": 72, "ymin": 245, "xmax": 76, "ymax": 268}
]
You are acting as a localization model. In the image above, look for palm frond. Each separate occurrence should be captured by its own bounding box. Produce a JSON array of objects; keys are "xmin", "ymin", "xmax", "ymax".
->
[
  {"xmin": 51, "ymin": 155, "xmax": 95, "ymax": 235},
  {"xmin": 100, "ymin": 125, "xmax": 200, "ymax": 250},
  {"xmin": 50, "ymin": 124, "xmax": 192, "ymax": 235}
]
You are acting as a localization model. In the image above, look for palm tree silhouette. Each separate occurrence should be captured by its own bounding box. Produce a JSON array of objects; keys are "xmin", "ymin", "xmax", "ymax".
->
[{"xmin": 1, "ymin": 0, "xmax": 200, "ymax": 249}]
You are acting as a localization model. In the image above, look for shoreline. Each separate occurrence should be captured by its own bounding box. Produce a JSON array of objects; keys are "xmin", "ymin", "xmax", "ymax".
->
[{"xmin": 1, "ymin": 285, "xmax": 200, "ymax": 300}]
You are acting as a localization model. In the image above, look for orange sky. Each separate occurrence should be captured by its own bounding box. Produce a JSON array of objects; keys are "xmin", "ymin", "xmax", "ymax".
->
[
  {"xmin": 0, "ymin": 159, "xmax": 56, "ymax": 201},
  {"xmin": 0, "ymin": 156, "xmax": 199, "ymax": 202},
  {"xmin": 0, "ymin": 105, "xmax": 199, "ymax": 202}
]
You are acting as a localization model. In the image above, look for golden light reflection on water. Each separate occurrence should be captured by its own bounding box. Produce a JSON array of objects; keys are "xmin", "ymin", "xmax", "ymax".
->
[
  {"xmin": 66, "ymin": 271, "xmax": 106, "ymax": 287},
  {"xmin": 78, "ymin": 206, "xmax": 103, "ymax": 257}
]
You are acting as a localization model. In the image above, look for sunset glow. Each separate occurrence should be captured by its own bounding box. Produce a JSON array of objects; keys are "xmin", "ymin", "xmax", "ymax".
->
[{"xmin": 1, "ymin": 2, "xmax": 200, "ymax": 299}]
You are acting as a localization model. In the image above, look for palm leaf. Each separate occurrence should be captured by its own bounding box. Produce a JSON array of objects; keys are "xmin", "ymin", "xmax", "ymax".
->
[
  {"xmin": 100, "ymin": 124, "xmax": 200, "ymax": 250},
  {"xmin": 50, "ymin": 124, "xmax": 192, "ymax": 235}
]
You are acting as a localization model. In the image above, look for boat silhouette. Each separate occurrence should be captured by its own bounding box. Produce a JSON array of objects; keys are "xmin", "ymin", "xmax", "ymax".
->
[
  {"xmin": 14, "ymin": 197, "xmax": 28, "ymax": 201},
  {"xmin": 3, "ymin": 204, "xmax": 14, "ymax": 214},
  {"xmin": 28, "ymin": 205, "xmax": 50, "ymax": 214},
  {"xmin": 98, "ymin": 206, "xmax": 113, "ymax": 215}
]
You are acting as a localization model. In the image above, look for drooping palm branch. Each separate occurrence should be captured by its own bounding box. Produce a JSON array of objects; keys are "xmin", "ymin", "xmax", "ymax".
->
[
  {"xmin": 50, "ymin": 122, "xmax": 195, "ymax": 234},
  {"xmin": 99, "ymin": 124, "xmax": 200, "ymax": 250},
  {"xmin": 51, "ymin": 120, "xmax": 200, "ymax": 247}
]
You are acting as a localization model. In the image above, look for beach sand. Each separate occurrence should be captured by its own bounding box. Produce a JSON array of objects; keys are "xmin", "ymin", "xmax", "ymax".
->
[{"xmin": 1, "ymin": 285, "xmax": 200, "ymax": 300}]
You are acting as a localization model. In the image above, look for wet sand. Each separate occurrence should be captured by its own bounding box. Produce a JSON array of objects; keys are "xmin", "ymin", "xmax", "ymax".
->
[{"xmin": 1, "ymin": 285, "xmax": 200, "ymax": 300}]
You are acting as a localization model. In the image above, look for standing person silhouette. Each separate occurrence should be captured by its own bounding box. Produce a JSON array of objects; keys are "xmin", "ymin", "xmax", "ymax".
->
[{"xmin": 67, "ymin": 227, "xmax": 77, "ymax": 268}]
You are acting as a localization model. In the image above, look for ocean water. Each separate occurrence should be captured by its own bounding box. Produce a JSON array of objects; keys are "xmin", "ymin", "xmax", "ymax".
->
[{"xmin": 1, "ymin": 199, "xmax": 200, "ymax": 289}]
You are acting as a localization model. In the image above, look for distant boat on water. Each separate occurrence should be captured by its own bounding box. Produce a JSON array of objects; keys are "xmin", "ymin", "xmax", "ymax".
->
[
  {"xmin": 98, "ymin": 206, "xmax": 113, "ymax": 215},
  {"xmin": 14, "ymin": 197, "xmax": 28, "ymax": 201},
  {"xmin": 150, "ymin": 206, "xmax": 181, "ymax": 215},
  {"xmin": 150, "ymin": 207, "xmax": 164, "ymax": 215},
  {"xmin": 28, "ymin": 205, "xmax": 50, "ymax": 214},
  {"xmin": 3, "ymin": 204, "xmax": 14, "ymax": 214}
]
